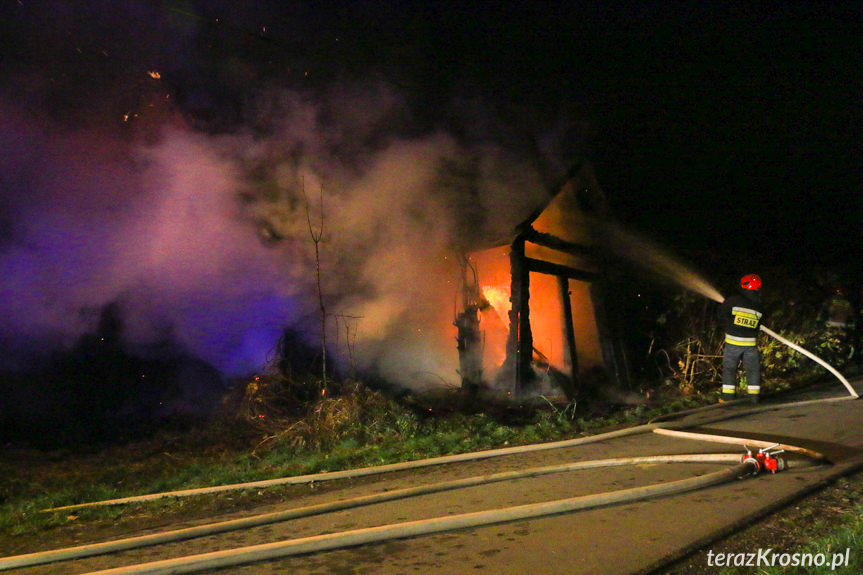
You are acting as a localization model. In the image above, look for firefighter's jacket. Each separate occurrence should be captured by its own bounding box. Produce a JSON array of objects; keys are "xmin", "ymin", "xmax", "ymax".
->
[
  {"xmin": 719, "ymin": 289, "xmax": 765, "ymax": 346},
  {"xmin": 821, "ymin": 295, "xmax": 853, "ymax": 328}
]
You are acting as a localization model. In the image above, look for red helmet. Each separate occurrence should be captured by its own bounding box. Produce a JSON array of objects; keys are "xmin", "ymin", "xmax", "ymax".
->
[{"xmin": 740, "ymin": 274, "xmax": 762, "ymax": 291}]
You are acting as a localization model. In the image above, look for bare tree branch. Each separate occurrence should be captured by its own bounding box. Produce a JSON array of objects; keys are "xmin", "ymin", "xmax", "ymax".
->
[{"xmin": 303, "ymin": 179, "xmax": 327, "ymax": 395}]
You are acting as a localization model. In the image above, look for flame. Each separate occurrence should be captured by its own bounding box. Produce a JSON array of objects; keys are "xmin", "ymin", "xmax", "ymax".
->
[
  {"xmin": 481, "ymin": 285, "xmax": 510, "ymax": 321},
  {"xmin": 468, "ymin": 243, "xmax": 604, "ymax": 383}
]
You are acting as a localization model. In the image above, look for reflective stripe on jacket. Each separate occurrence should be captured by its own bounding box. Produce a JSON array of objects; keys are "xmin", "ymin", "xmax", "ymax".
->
[
  {"xmin": 725, "ymin": 333, "xmax": 758, "ymax": 346},
  {"xmin": 719, "ymin": 291, "xmax": 765, "ymax": 347}
]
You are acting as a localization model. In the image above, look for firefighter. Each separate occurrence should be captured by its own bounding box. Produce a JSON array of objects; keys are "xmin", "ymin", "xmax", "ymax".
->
[
  {"xmin": 818, "ymin": 286, "xmax": 854, "ymax": 365},
  {"xmin": 718, "ymin": 274, "xmax": 765, "ymax": 404},
  {"xmin": 820, "ymin": 286, "xmax": 854, "ymax": 330}
]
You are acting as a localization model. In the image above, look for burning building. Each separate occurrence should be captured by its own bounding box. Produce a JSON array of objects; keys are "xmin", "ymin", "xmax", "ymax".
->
[{"xmin": 455, "ymin": 161, "xmax": 630, "ymax": 399}]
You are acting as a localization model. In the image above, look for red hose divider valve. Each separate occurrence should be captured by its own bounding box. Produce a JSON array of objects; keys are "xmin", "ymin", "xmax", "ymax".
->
[{"xmin": 741, "ymin": 444, "xmax": 787, "ymax": 476}]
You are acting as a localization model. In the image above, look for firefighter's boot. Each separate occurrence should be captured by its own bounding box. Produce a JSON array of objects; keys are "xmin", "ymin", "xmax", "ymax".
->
[{"xmin": 747, "ymin": 385, "xmax": 760, "ymax": 405}]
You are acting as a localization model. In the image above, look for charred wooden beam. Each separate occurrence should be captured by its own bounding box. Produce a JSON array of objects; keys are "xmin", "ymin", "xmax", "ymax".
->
[
  {"xmin": 504, "ymin": 236, "xmax": 534, "ymax": 395},
  {"xmin": 523, "ymin": 257, "xmax": 599, "ymax": 281},
  {"xmin": 558, "ymin": 275, "xmax": 579, "ymax": 401},
  {"xmin": 522, "ymin": 227, "xmax": 595, "ymax": 257}
]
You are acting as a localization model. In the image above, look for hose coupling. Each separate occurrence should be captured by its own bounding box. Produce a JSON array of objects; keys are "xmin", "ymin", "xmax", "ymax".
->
[{"xmin": 741, "ymin": 444, "xmax": 787, "ymax": 475}]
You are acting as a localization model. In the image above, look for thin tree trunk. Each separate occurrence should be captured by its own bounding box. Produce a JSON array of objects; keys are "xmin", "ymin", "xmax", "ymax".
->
[{"xmin": 304, "ymin": 182, "xmax": 327, "ymax": 395}]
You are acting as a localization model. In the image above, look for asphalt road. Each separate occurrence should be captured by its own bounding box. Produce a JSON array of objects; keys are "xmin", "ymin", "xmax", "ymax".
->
[{"xmin": 8, "ymin": 377, "xmax": 863, "ymax": 575}]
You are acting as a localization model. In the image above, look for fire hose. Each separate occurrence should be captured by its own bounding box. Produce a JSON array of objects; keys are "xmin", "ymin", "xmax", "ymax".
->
[
  {"xmin": 4, "ymin": 326, "xmax": 854, "ymax": 573},
  {"xmin": 1, "ymin": 416, "xmax": 827, "ymax": 573},
  {"xmin": 73, "ymin": 461, "xmax": 778, "ymax": 575},
  {"xmin": 760, "ymin": 324, "xmax": 858, "ymax": 398},
  {"xmin": 646, "ymin": 323, "xmax": 858, "ymax": 425},
  {"xmin": 40, "ymin": 423, "xmax": 678, "ymax": 512},
  {"xmin": 37, "ymin": 323, "xmax": 852, "ymax": 517},
  {"xmin": 1, "ymin": 453, "xmax": 811, "ymax": 574}
]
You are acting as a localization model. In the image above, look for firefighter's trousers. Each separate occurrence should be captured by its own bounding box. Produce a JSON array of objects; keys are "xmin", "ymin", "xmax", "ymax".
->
[{"xmin": 721, "ymin": 342, "xmax": 760, "ymax": 401}]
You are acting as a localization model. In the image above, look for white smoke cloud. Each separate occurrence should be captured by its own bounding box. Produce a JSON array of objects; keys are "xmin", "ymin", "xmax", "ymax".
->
[
  {"xmin": 0, "ymin": 105, "xmax": 300, "ymax": 374},
  {"xmin": 226, "ymin": 86, "xmax": 554, "ymax": 386},
  {"xmin": 1, "ymin": 0, "xmax": 581, "ymax": 387},
  {"xmin": 0, "ymin": 64, "xmax": 559, "ymax": 388}
]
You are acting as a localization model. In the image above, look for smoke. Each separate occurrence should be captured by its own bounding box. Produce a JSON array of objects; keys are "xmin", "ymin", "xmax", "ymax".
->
[
  {"xmin": 0, "ymin": 108, "xmax": 300, "ymax": 375},
  {"xmin": 227, "ymin": 90, "xmax": 553, "ymax": 385},
  {"xmin": 0, "ymin": 2, "xmax": 563, "ymax": 388}
]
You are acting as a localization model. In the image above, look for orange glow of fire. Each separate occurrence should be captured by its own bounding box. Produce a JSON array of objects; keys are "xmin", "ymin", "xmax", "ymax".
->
[
  {"xmin": 470, "ymin": 247, "xmax": 603, "ymax": 378},
  {"xmin": 481, "ymin": 285, "xmax": 510, "ymax": 322}
]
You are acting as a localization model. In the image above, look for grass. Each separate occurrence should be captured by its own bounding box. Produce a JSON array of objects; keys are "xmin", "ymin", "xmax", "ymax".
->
[
  {"xmin": 4, "ymin": 374, "xmax": 860, "ymax": 572},
  {"xmin": 0, "ymin": 383, "xmax": 709, "ymax": 545},
  {"xmin": 715, "ymin": 502, "xmax": 863, "ymax": 574}
]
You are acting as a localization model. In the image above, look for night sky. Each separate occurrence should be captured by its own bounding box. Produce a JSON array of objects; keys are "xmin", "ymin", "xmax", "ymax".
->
[
  {"xmin": 1, "ymin": 1, "xmax": 861, "ymax": 382},
  {"xmin": 6, "ymin": 2, "xmax": 860, "ymax": 251}
]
